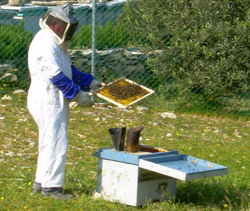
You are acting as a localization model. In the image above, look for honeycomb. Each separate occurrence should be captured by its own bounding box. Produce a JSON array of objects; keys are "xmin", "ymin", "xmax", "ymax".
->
[{"xmin": 96, "ymin": 78, "xmax": 150, "ymax": 106}]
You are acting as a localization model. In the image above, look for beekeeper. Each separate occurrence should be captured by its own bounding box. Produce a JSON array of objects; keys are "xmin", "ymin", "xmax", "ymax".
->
[{"xmin": 27, "ymin": 4, "xmax": 105, "ymax": 199}]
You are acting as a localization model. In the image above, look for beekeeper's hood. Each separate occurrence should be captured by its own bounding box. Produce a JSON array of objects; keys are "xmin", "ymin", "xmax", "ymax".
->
[{"xmin": 40, "ymin": 4, "xmax": 78, "ymax": 44}]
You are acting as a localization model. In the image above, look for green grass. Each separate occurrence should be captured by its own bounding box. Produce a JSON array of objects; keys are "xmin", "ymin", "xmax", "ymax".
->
[{"xmin": 0, "ymin": 94, "xmax": 250, "ymax": 211}]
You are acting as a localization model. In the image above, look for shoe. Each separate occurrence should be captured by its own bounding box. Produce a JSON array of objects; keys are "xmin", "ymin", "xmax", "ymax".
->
[
  {"xmin": 42, "ymin": 187, "xmax": 73, "ymax": 200},
  {"xmin": 33, "ymin": 182, "xmax": 42, "ymax": 194}
]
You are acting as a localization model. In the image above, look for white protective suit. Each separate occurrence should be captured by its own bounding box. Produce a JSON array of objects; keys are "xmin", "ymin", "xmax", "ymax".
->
[{"xmin": 27, "ymin": 28, "xmax": 72, "ymax": 188}]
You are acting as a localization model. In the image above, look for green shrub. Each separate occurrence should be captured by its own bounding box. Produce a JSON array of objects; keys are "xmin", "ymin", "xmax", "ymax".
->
[
  {"xmin": 0, "ymin": 22, "xmax": 33, "ymax": 96},
  {"xmin": 71, "ymin": 21, "xmax": 139, "ymax": 50},
  {"xmin": 0, "ymin": 22, "xmax": 33, "ymax": 61},
  {"xmin": 96, "ymin": 21, "xmax": 130, "ymax": 49},
  {"xmin": 121, "ymin": 0, "xmax": 250, "ymax": 99},
  {"xmin": 71, "ymin": 24, "xmax": 92, "ymax": 49}
]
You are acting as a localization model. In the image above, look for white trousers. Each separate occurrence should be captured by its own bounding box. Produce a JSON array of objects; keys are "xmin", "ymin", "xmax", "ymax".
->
[{"xmin": 29, "ymin": 101, "xmax": 69, "ymax": 188}]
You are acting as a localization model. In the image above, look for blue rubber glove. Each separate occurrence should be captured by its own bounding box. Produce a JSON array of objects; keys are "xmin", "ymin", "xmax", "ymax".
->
[
  {"xmin": 51, "ymin": 72, "xmax": 81, "ymax": 100},
  {"xmin": 71, "ymin": 65, "xmax": 94, "ymax": 91}
]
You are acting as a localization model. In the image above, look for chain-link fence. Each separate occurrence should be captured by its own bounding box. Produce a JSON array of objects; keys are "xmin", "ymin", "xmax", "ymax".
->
[{"xmin": 1, "ymin": 0, "xmax": 250, "ymax": 118}]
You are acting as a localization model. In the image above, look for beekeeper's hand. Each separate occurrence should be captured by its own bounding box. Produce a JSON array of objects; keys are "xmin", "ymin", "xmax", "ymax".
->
[
  {"xmin": 89, "ymin": 79, "xmax": 106, "ymax": 91},
  {"xmin": 73, "ymin": 91, "xmax": 94, "ymax": 107}
]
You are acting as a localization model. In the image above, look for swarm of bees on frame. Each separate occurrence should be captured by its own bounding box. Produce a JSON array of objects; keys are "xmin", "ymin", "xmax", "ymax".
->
[{"xmin": 97, "ymin": 78, "xmax": 149, "ymax": 106}]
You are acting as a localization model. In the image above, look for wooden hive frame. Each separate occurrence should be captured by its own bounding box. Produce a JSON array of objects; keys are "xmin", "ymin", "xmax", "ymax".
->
[{"xmin": 95, "ymin": 77, "xmax": 155, "ymax": 108}]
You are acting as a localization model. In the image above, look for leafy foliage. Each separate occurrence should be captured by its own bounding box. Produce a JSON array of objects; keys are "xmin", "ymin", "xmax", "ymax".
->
[
  {"xmin": 121, "ymin": 0, "xmax": 250, "ymax": 97},
  {"xmin": 71, "ymin": 21, "xmax": 131, "ymax": 50},
  {"xmin": 0, "ymin": 22, "xmax": 33, "ymax": 61},
  {"xmin": 0, "ymin": 22, "xmax": 32, "ymax": 95}
]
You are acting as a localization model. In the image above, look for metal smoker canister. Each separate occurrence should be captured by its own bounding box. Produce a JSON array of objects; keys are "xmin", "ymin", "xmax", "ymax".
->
[{"xmin": 126, "ymin": 126, "xmax": 144, "ymax": 152}]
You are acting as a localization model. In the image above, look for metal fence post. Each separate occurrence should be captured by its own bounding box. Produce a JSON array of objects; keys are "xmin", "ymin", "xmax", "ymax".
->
[{"xmin": 91, "ymin": 0, "xmax": 97, "ymax": 77}]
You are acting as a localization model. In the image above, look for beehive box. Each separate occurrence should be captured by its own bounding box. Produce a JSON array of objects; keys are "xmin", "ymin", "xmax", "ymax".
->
[
  {"xmin": 95, "ymin": 77, "xmax": 155, "ymax": 108},
  {"xmin": 94, "ymin": 147, "xmax": 228, "ymax": 206}
]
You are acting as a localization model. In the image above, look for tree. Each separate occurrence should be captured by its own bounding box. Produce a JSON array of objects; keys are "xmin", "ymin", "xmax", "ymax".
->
[{"xmin": 121, "ymin": 0, "xmax": 250, "ymax": 97}]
